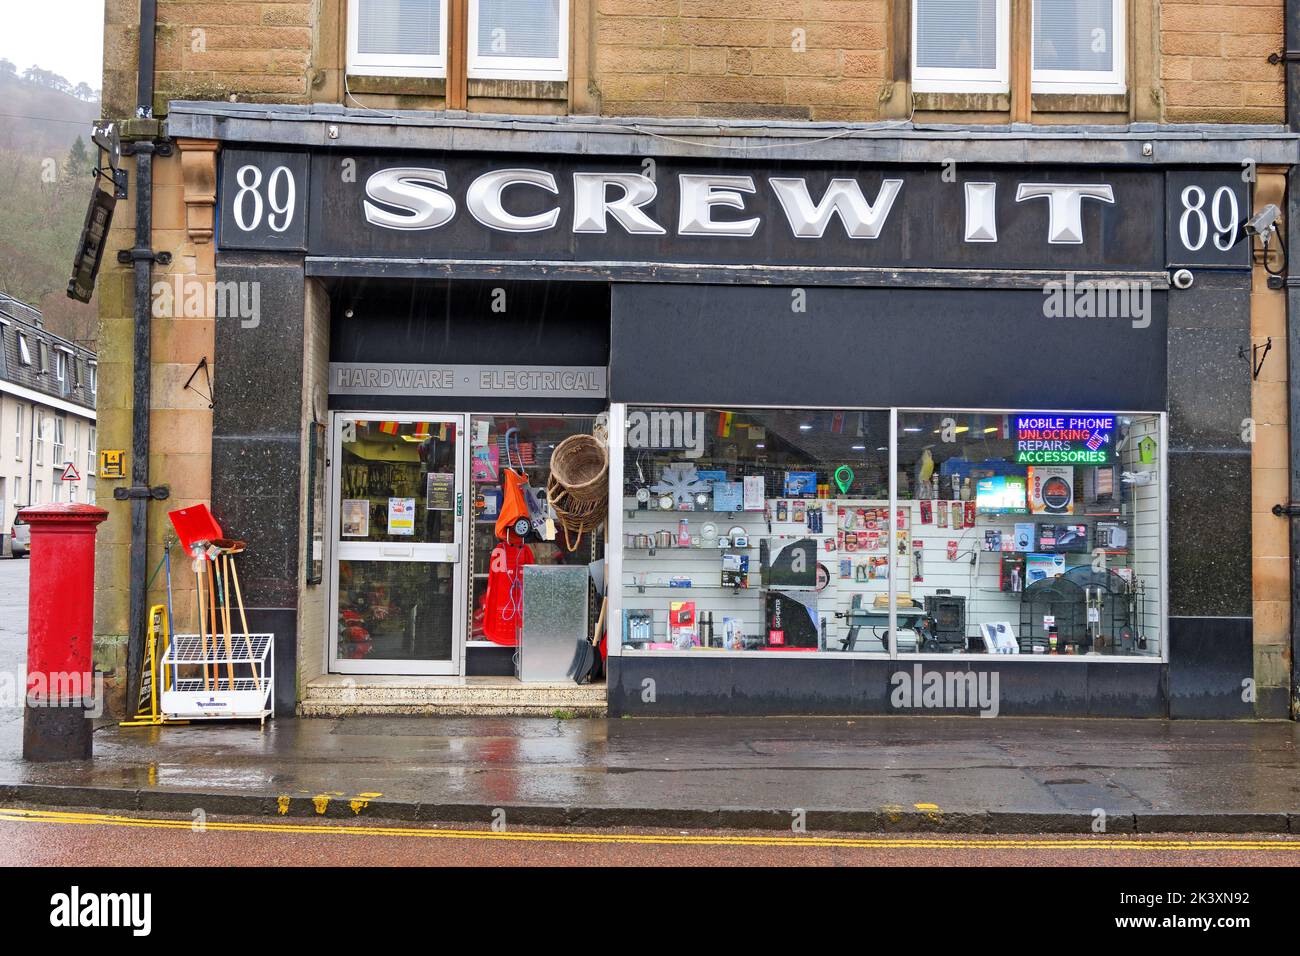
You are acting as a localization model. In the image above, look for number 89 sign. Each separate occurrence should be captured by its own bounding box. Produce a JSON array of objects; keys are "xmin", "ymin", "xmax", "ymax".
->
[
  {"xmin": 1164, "ymin": 170, "xmax": 1250, "ymax": 269},
  {"xmin": 218, "ymin": 150, "xmax": 310, "ymax": 251}
]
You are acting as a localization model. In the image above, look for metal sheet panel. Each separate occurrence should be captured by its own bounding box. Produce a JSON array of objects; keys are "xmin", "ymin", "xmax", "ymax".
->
[{"xmin": 519, "ymin": 566, "xmax": 589, "ymax": 682}]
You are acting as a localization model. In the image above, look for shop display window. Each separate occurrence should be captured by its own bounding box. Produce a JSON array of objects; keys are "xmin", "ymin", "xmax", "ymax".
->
[
  {"xmin": 618, "ymin": 406, "xmax": 1163, "ymax": 660},
  {"xmin": 895, "ymin": 410, "xmax": 1162, "ymax": 658},
  {"xmin": 468, "ymin": 415, "xmax": 604, "ymax": 644},
  {"xmin": 620, "ymin": 406, "xmax": 892, "ymax": 654}
]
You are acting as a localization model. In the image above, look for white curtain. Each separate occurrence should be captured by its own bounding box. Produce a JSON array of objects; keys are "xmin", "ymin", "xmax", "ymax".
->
[
  {"xmin": 357, "ymin": 0, "xmax": 442, "ymax": 56},
  {"xmin": 476, "ymin": 0, "xmax": 561, "ymax": 59},
  {"xmin": 1034, "ymin": 0, "xmax": 1114, "ymax": 72},
  {"xmin": 915, "ymin": 0, "xmax": 999, "ymax": 70}
]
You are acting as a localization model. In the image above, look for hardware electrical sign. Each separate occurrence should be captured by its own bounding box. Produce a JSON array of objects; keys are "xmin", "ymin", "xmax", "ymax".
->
[
  {"xmin": 329, "ymin": 363, "xmax": 607, "ymax": 398},
  {"xmin": 217, "ymin": 149, "xmax": 1250, "ymax": 272},
  {"xmin": 1014, "ymin": 414, "xmax": 1116, "ymax": 464}
]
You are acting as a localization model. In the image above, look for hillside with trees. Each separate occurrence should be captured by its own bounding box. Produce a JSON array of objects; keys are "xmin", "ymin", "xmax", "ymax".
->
[{"xmin": 0, "ymin": 61, "xmax": 101, "ymax": 345}]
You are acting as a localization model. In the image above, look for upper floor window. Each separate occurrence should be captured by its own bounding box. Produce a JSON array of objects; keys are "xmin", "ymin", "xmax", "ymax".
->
[
  {"xmin": 56, "ymin": 350, "xmax": 67, "ymax": 383},
  {"xmin": 912, "ymin": 0, "xmax": 1009, "ymax": 94},
  {"xmin": 53, "ymin": 416, "xmax": 65, "ymax": 465},
  {"xmin": 17, "ymin": 333, "xmax": 31, "ymax": 366},
  {"xmin": 1032, "ymin": 0, "xmax": 1125, "ymax": 93},
  {"xmin": 468, "ymin": 0, "xmax": 568, "ymax": 80},
  {"xmin": 348, "ymin": 0, "xmax": 448, "ymax": 78},
  {"xmin": 912, "ymin": 0, "xmax": 1124, "ymax": 95}
]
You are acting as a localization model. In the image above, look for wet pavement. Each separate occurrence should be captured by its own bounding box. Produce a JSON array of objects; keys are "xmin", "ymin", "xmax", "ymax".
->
[
  {"xmin": 1, "ymin": 560, "xmax": 1298, "ymax": 832},
  {"xmin": 0, "ymin": 713, "xmax": 1297, "ymax": 832}
]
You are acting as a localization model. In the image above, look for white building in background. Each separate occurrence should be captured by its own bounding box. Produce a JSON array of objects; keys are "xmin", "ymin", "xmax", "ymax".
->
[{"xmin": 0, "ymin": 294, "xmax": 97, "ymax": 535}]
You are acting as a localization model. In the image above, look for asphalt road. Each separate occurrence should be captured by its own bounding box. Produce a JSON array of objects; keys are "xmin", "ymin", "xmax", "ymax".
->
[
  {"xmin": 0, "ymin": 557, "xmax": 27, "ymax": 739},
  {"xmin": 1, "ymin": 805, "xmax": 1297, "ymax": 866}
]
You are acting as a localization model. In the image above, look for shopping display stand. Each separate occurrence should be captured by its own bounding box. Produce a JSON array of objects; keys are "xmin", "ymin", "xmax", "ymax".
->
[
  {"xmin": 162, "ymin": 506, "xmax": 275, "ymax": 723},
  {"xmin": 159, "ymin": 630, "xmax": 274, "ymax": 723}
]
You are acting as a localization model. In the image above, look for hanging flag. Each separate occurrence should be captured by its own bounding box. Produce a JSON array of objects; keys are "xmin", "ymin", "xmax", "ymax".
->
[
  {"xmin": 831, "ymin": 411, "xmax": 845, "ymax": 434},
  {"xmin": 716, "ymin": 412, "xmax": 733, "ymax": 438},
  {"xmin": 437, "ymin": 423, "xmax": 448, "ymax": 441},
  {"xmin": 412, "ymin": 422, "xmax": 431, "ymax": 440},
  {"xmin": 378, "ymin": 421, "xmax": 399, "ymax": 436}
]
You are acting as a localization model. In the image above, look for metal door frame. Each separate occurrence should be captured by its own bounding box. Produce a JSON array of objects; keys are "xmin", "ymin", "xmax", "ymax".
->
[{"xmin": 327, "ymin": 411, "xmax": 468, "ymax": 676}]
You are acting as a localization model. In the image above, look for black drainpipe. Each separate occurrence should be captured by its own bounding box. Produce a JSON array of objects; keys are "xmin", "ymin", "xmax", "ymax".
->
[
  {"xmin": 1286, "ymin": 0, "xmax": 1300, "ymax": 719},
  {"xmin": 121, "ymin": 0, "xmax": 159, "ymax": 713}
]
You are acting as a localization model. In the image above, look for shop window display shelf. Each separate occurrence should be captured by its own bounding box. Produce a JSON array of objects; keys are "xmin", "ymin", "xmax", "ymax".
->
[{"xmin": 160, "ymin": 632, "xmax": 275, "ymax": 722}]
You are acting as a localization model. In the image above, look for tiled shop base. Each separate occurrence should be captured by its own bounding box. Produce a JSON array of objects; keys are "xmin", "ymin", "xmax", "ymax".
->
[{"xmin": 300, "ymin": 675, "xmax": 608, "ymax": 717}]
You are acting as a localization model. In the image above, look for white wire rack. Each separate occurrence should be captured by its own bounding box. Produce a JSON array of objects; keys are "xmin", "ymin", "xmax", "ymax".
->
[{"xmin": 160, "ymin": 632, "xmax": 274, "ymax": 722}]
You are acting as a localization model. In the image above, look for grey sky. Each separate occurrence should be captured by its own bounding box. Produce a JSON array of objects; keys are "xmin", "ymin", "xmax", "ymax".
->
[{"xmin": 0, "ymin": 0, "xmax": 105, "ymax": 89}]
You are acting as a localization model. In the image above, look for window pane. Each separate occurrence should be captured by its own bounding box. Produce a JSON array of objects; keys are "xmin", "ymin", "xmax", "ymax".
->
[
  {"xmin": 915, "ymin": 0, "xmax": 999, "ymax": 70},
  {"xmin": 338, "ymin": 419, "xmax": 458, "ymax": 544},
  {"xmin": 468, "ymin": 415, "xmax": 602, "ymax": 645},
  {"xmin": 895, "ymin": 411, "xmax": 1160, "ymax": 658},
  {"xmin": 1034, "ymin": 0, "xmax": 1113, "ymax": 73},
  {"xmin": 622, "ymin": 407, "xmax": 892, "ymax": 655},
  {"xmin": 337, "ymin": 559, "xmax": 454, "ymax": 662},
  {"xmin": 357, "ymin": 0, "xmax": 441, "ymax": 56},
  {"xmin": 476, "ymin": 0, "xmax": 561, "ymax": 59}
]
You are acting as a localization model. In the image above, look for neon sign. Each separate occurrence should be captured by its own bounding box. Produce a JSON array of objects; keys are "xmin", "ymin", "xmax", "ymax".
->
[{"xmin": 1015, "ymin": 414, "xmax": 1115, "ymax": 465}]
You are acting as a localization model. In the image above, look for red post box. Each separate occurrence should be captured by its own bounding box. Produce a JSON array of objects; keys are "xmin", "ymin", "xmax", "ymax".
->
[{"xmin": 20, "ymin": 502, "xmax": 108, "ymax": 761}]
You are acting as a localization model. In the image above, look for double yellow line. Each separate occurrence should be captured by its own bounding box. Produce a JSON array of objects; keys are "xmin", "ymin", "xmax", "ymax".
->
[{"xmin": 1, "ymin": 806, "xmax": 1298, "ymax": 850}]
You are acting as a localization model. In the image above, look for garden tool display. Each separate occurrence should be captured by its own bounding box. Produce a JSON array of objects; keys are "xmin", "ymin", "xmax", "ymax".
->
[{"xmin": 212, "ymin": 538, "xmax": 261, "ymax": 692}]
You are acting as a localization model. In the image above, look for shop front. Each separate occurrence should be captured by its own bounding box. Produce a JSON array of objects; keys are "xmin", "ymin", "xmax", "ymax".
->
[{"xmin": 180, "ymin": 103, "xmax": 1284, "ymax": 718}]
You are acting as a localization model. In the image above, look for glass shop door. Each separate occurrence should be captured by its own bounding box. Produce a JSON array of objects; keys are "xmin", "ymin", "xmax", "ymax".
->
[{"xmin": 329, "ymin": 414, "xmax": 466, "ymax": 675}]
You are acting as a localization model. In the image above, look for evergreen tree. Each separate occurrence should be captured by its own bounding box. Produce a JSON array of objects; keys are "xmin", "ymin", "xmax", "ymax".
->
[{"xmin": 66, "ymin": 136, "xmax": 91, "ymax": 177}]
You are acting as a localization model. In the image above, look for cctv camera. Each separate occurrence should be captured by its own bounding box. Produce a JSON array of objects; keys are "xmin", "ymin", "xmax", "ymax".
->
[{"xmin": 1244, "ymin": 204, "xmax": 1282, "ymax": 238}]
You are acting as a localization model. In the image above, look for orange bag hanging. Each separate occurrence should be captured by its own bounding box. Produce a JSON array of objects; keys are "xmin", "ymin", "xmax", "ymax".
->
[
  {"xmin": 496, "ymin": 427, "xmax": 546, "ymax": 540},
  {"xmin": 496, "ymin": 467, "xmax": 532, "ymax": 540}
]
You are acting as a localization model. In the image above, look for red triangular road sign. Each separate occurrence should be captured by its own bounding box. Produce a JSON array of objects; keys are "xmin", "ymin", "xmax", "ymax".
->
[{"xmin": 60, "ymin": 462, "xmax": 81, "ymax": 482}]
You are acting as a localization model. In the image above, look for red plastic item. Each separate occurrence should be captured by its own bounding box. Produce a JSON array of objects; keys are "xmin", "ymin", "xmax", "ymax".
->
[
  {"xmin": 167, "ymin": 503, "xmax": 223, "ymax": 552},
  {"xmin": 20, "ymin": 504, "xmax": 108, "ymax": 701}
]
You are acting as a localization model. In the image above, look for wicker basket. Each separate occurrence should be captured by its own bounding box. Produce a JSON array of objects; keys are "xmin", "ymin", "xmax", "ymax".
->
[
  {"xmin": 547, "ymin": 474, "xmax": 607, "ymax": 551},
  {"xmin": 549, "ymin": 433, "xmax": 608, "ymax": 505}
]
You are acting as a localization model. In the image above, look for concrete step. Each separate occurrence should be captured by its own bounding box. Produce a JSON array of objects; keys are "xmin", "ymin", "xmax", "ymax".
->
[{"xmin": 300, "ymin": 675, "xmax": 607, "ymax": 717}]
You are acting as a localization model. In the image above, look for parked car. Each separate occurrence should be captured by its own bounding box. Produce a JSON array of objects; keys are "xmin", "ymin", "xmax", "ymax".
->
[{"xmin": 8, "ymin": 515, "xmax": 30, "ymax": 558}]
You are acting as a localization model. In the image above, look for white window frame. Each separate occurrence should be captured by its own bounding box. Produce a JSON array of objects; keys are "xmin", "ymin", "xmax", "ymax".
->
[
  {"xmin": 34, "ymin": 410, "xmax": 44, "ymax": 466},
  {"xmin": 346, "ymin": 0, "xmax": 448, "ymax": 78},
  {"xmin": 53, "ymin": 416, "xmax": 65, "ymax": 466},
  {"xmin": 911, "ymin": 0, "xmax": 1010, "ymax": 94},
  {"xmin": 56, "ymin": 350, "xmax": 67, "ymax": 383},
  {"xmin": 467, "ymin": 0, "xmax": 569, "ymax": 81},
  {"xmin": 13, "ymin": 404, "xmax": 22, "ymax": 461},
  {"xmin": 88, "ymin": 362, "xmax": 96, "ymax": 397},
  {"xmin": 88, "ymin": 425, "xmax": 96, "ymax": 475},
  {"xmin": 1031, "ymin": 0, "xmax": 1126, "ymax": 94},
  {"xmin": 17, "ymin": 333, "xmax": 30, "ymax": 366}
]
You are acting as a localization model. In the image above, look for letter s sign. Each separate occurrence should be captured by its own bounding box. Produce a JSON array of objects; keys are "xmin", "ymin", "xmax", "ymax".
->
[{"xmin": 218, "ymin": 150, "xmax": 310, "ymax": 252}]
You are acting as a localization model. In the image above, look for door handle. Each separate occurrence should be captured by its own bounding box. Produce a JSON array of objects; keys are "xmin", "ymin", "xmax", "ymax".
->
[{"xmin": 381, "ymin": 546, "xmax": 414, "ymax": 558}]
